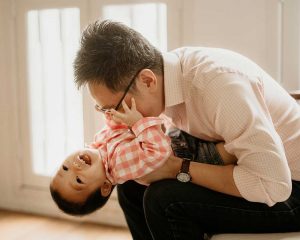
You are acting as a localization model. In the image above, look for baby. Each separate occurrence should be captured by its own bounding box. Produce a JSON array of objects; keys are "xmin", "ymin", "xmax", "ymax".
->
[
  {"xmin": 50, "ymin": 98, "xmax": 173, "ymax": 216},
  {"xmin": 50, "ymin": 98, "xmax": 229, "ymax": 216}
]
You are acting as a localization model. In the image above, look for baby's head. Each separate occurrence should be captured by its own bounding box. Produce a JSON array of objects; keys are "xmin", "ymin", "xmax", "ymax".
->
[{"xmin": 50, "ymin": 148, "xmax": 114, "ymax": 216}]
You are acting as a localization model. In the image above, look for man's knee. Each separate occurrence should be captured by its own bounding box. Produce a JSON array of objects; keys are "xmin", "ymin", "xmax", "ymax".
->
[
  {"xmin": 143, "ymin": 179, "xmax": 179, "ymax": 214},
  {"xmin": 117, "ymin": 180, "xmax": 147, "ymax": 208}
]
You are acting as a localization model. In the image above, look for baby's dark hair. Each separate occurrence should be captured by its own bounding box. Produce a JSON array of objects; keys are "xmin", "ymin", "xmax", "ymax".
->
[{"xmin": 49, "ymin": 184, "xmax": 115, "ymax": 216}]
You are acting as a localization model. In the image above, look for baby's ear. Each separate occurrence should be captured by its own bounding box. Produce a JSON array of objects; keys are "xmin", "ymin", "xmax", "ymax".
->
[{"xmin": 100, "ymin": 180, "xmax": 112, "ymax": 197}]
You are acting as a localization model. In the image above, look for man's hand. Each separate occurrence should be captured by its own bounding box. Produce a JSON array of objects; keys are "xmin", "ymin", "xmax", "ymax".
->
[
  {"xmin": 110, "ymin": 98, "xmax": 143, "ymax": 127},
  {"xmin": 135, "ymin": 156, "xmax": 182, "ymax": 185}
]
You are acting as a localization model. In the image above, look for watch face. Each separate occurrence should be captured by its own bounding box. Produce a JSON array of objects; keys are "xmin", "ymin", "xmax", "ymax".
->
[{"xmin": 176, "ymin": 172, "xmax": 191, "ymax": 183}]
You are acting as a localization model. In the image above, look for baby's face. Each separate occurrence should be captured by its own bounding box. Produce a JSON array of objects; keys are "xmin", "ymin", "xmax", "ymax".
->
[{"xmin": 51, "ymin": 148, "xmax": 110, "ymax": 203}]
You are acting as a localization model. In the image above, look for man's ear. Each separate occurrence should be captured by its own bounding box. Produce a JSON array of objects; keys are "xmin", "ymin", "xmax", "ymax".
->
[
  {"xmin": 138, "ymin": 69, "xmax": 157, "ymax": 91},
  {"xmin": 100, "ymin": 180, "xmax": 113, "ymax": 197}
]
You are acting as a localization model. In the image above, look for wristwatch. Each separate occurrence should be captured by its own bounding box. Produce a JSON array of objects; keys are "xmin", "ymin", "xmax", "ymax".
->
[{"xmin": 176, "ymin": 158, "xmax": 192, "ymax": 183}]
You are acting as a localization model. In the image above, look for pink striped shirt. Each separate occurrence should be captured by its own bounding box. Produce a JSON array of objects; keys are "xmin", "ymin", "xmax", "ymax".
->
[
  {"xmin": 91, "ymin": 117, "xmax": 172, "ymax": 185},
  {"xmin": 162, "ymin": 47, "xmax": 300, "ymax": 206}
]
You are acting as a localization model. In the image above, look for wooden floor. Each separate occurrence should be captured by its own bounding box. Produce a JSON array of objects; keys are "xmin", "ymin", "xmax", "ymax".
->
[{"xmin": 0, "ymin": 209, "xmax": 132, "ymax": 240}]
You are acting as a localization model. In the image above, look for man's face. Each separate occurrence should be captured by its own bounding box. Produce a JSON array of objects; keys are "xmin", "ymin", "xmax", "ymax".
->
[
  {"xmin": 88, "ymin": 82, "xmax": 147, "ymax": 118},
  {"xmin": 51, "ymin": 148, "xmax": 110, "ymax": 203},
  {"xmin": 88, "ymin": 69, "xmax": 164, "ymax": 118}
]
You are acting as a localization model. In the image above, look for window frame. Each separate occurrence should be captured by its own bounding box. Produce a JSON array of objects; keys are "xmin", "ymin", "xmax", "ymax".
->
[
  {"xmin": 15, "ymin": 0, "xmax": 89, "ymax": 188},
  {"xmin": 13, "ymin": 0, "xmax": 127, "ymax": 226}
]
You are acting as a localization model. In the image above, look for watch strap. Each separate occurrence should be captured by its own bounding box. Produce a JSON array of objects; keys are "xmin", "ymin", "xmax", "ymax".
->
[{"xmin": 181, "ymin": 158, "xmax": 191, "ymax": 173}]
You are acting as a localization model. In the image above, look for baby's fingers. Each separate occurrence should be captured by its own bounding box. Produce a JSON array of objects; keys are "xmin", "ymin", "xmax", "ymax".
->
[
  {"xmin": 110, "ymin": 109, "xmax": 125, "ymax": 122},
  {"xmin": 131, "ymin": 98, "xmax": 137, "ymax": 110},
  {"xmin": 121, "ymin": 100, "xmax": 131, "ymax": 112}
]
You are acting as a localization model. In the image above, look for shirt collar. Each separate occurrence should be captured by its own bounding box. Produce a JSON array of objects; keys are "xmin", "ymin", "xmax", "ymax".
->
[
  {"xmin": 163, "ymin": 52, "xmax": 184, "ymax": 108},
  {"xmin": 99, "ymin": 147, "xmax": 116, "ymax": 185}
]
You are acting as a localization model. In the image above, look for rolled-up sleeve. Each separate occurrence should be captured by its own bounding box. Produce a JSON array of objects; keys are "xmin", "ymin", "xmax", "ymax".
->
[{"xmin": 204, "ymin": 73, "xmax": 292, "ymax": 206}]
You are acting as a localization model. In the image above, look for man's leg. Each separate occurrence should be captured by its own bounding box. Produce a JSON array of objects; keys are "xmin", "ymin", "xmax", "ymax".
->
[
  {"xmin": 117, "ymin": 181, "xmax": 153, "ymax": 240},
  {"xmin": 143, "ymin": 130, "xmax": 300, "ymax": 239},
  {"xmin": 143, "ymin": 179, "xmax": 300, "ymax": 240}
]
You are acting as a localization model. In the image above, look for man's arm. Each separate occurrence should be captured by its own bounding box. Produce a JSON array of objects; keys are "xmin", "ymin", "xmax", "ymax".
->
[
  {"xmin": 137, "ymin": 144, "xmax": 242, "ymax": 198},
  {"xmin": 189, "ymin": 161, "xmax": 241, "ymax": 197}
]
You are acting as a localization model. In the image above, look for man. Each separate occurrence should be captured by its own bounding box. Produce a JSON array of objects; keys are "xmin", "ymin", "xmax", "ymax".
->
[{"xmin": 73, "ymin": 20, "xmax": 300, "ymax": 240}]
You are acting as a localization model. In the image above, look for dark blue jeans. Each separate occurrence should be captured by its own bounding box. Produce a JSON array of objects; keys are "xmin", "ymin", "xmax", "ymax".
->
[{"xmin": 117, "ymin": 130, "xmax": 300, "ymax": 240}]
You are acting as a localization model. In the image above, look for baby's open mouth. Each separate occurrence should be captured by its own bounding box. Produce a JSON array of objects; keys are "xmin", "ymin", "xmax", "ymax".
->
[{"xmin": 79, "ymin": 154, "xmax": 92, "ymax": 165}]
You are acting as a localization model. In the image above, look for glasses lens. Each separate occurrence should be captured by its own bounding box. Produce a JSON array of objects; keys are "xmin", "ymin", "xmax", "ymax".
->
[{"xmin": 95, "ymin": 104, "xmax": 109, "ymax": 113}]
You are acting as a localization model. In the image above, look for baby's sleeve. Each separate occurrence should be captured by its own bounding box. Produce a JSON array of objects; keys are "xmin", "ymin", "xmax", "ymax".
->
[{"xmin": 111, "ymin": 117, "xmax": 172, "ymax": 183}]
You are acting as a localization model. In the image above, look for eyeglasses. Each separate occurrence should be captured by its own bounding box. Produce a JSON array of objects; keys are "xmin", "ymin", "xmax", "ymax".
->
[{"xmin": 95, "ymin": 69, "xmax": 143, "ymax": 113}]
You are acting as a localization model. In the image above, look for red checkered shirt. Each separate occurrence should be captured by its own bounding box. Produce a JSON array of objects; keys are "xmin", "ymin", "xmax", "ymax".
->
[{"xmin": 90, "ymin": 117, "xmax": 172, "ymax": 185}]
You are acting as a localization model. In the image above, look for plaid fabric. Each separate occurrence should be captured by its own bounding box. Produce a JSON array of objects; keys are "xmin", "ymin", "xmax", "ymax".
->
[{"xmin": 91, "ymin": 117, "xmax": 172, "ymax": 185}]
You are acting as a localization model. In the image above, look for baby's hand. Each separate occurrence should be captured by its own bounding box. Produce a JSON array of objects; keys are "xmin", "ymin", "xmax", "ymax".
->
[{"xmin": 110, "ymin": 98, "xmax": 143, "ymax": 127}]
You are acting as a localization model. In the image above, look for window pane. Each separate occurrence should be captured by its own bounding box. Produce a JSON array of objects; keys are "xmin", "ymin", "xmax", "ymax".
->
[
  {"xmin": 103, "ymin": 3, "xmax": 167, "ymax": 51},
  {"xmin": 27, "ymin": 8, "xmax": 83, "ymax": 176}
]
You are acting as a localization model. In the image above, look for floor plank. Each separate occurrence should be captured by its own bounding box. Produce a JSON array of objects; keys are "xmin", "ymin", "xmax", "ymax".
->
[{"xmin": 0, "ymin": 209, "xmax": 131, "ymax": 240}]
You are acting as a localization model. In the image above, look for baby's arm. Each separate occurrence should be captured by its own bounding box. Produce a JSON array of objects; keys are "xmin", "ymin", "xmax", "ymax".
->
[
  {"xmin": 136, "ymin": 143, "xmax": 237, "ymax": 185},
  {"xmin": 108, "ymin": 117, "xmax": 172, "ymax": 184}
]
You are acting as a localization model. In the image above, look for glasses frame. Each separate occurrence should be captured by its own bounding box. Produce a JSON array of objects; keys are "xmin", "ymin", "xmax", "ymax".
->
[
  {"xmin": 114, "ymin": 69, "xmax": 142, "ymax": 111},
  {"xmin": 96, "ymin": 69, "xmax": 143, "ymax": 113}
]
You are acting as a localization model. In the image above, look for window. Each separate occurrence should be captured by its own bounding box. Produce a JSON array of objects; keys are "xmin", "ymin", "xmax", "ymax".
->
[
  {"xmin": 27, "ymin": 8, "xmax": 83, "ymax": 177},
  {"xmin": 25, "ymin": 3, "xmax": 168, "ymax": 179},
  {"xmin": 103, "ymin": 3, "xmax": 167, "ymax": 51}
]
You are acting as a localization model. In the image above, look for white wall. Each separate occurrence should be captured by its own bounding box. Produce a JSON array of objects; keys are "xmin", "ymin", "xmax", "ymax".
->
[
  {"xmin": 281, "ymin": 0, "xmax": 300, "ymax": 90},
  {"xmin": 0, "ymin": 0, "xmax": 19, "ymax": 207},
  {"xmin": 180, "ymin": 0, "xmax": 300, "ymax": 90},
  {"xmin": 181, "ymin": 0, "xmax": 281, "ymax": 81}
]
